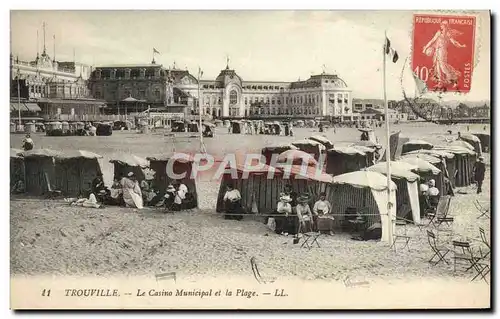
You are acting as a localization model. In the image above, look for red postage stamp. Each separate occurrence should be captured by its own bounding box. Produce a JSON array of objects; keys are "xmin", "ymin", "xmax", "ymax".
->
[{"xmin": 412, "ymin": 14, "xmax": 476, "ymax": 93}]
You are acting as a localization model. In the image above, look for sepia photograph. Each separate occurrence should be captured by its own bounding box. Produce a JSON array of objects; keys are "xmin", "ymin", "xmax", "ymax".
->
[{"xmin": 8, "ymin": 8, "xmax": 491, "ymax": 309}]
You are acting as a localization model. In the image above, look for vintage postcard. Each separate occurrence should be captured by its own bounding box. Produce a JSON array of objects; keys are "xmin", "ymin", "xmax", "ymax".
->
[{"xmin": 9, "ymin": 10, "xmax": 491, "ymax": 309}]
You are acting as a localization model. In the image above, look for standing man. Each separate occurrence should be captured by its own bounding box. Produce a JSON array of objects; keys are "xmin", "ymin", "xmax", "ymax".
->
[{"xmin": 473, "ymin": 156, "xmax": 486, "ymax": 194}]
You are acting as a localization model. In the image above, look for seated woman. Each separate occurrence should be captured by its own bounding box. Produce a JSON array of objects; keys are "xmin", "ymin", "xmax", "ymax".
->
[
  {"xmin": 120, "ymin": 172, "xmax": 143, "ymax": 209},
  {"xmin": 275, "ymin": 193, "xmax": 292, "ymax": 235},
  {"xmin": 91, "ymin": 173, "xmax": 109, "ymax": 203},
  {"xmin": 296, "ymin": 194, "xmax": 313, "ymax": 234},
  {"xmin": 108, "ymin": 177, "xmax": 124, "ymax": 205},
  {"xmin": 223, "ymin": 183, "xmax": 243, "ymax": 221},
  {"xmin": 158, "ymin": 184, "xmax": 178, "ymax": 211},
  {"xmin": 427, "ymin": 179, "xmax": 440, "ymax": 208},
  {"xmin": 313, "ymin": 193, "xmax": 334, "ymax": 235},
  {"xmin": 140, "ymin": 179, "xmax": 159, "ymax": 206}
]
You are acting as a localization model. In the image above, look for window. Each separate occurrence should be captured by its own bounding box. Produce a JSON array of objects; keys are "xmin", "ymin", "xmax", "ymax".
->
[
  {"xmin": 229, "ymin": 90, "xmax": 238, "ymax": 105},
  {"xmin": 366, "ymin": 104, "xmax": 373, "ymax": 108},
  {"xmin": 218, "ymin": 97, "xmax": 222, "ymax": 104},
  {"xmin": 154, "ymin": 89, "xmax": 160, "ymax": 98},
  {"xmin": 245, "ymin": 97, "xmax": 248, "ymax": 105},
  {"xmin": 277, "ymin": 98, "xmax": 281, "ymax": 105},
  {"xmin": 271, "ymin": 98, "xmax": 275, "ymax": 105}
]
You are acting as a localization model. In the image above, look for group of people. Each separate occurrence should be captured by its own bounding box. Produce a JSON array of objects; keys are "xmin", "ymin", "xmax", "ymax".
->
[
  {"xmin": 274, "ymin": 188, "xmax": 334, "ymax": 236},
  {"xmin": 419, "ymin": 179, "xmax": 441, "ymax": 217},
  {"xmin": 86, "ymin": 172, "xmax": 192, "ymax": 211}
]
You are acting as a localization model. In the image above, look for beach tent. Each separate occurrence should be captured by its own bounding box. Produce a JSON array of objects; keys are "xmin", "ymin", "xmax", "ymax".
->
[
  {"xmin": 401, "ymin": 139, "xmax": 434, "ymax": 154},
  {"xmin": 309, "ymin": 135, "xmax": 334, "ymax": 149},
  {"xmin": 147, "ymin": 154, "xmax": 199, "ymax": 209},
  {"xmin": 367, "ymin": 161, "xmax": 421, "ymax": 223},
  {"xmin": 277, "ymin": 149, "xmax": 318, "ymax": 167},
  {"xmin": 434, "ymin": 145, "xmax": 476, "ymax": 187},
  {"xmin": 21, "ymin": 149, "xmax": 62, "ymax": 195},
  {"xmin": 328, "ymin": 171, "xmax": 397, "ymax": 243},
  {"xmin": 96, "ymin": 122, "xmax": 113, "ymax": 136},
  {"xmin": 399, "ymin": 155, "xmax": 444, "ymax": 194},
  {"xmin": 61, "ymin": 121, "xmax": 70, "ymax": 133},
  {"xmin": 291, "ymin": 139, "xmax": 326, "ymax": 161},
  {"xmin": 24, "ymin": 122, "xmax": 36, "ymax": 134},
  {"xmin": 459, "ymin": 133, "xmax": 482, "ymax": 155},
  {"xmin": 261, "ymin": 144, "xmax": 298, "ymax": 166},
  {"xmin": 187, "ymin": 121, "xmax": 200, "ymax": 133},
  {"xmin": 231, "ymin": 121, "xmax": 244, "ymax": 134},
  {"xmin": 294, "ymin": 120, "xmax": 305, "ymax": 128},
  {"xmin": 171, "ymin": 121, "xmax": 186, "ymax": 132},
  {"xmin": 405, "ymin": 149, "xmax": 456, "ymax": 187},
  {"xmin": 471, "ymin": 132, "xmax": 490, "ymax": 153},
  {"xmin": 352, "ymin": 140, "xmax": 382, "ymax": 150},
  {"xmin": 216, "ymin": 161, "xmax": 282, "ymax": 215},
  {"xmin": 10, "ymin": 148, "xmax": 24, "ymax": 189},
  {"xmin": 357, "ymin": 128, "xmax": 377, "ymax": 143},
  {"xmin": 55, "ymin": 150, "xmax": 103, "ymax": 197},
  {"xmin": 448, "ymin": 140, "xmax": 475, "ymax": 152},
  {"xmin": 109, "ymin": 154, "xmax": 149, "ymax": 182},
  {"xmin": 325, "ymin": 146, "xmax": 370, "ymax": 176}
]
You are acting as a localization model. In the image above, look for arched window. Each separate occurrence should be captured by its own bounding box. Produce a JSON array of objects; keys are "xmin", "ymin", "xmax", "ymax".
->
[{"xmin": 230, "ymin": 90, "xmax": 238, "ymax": 105}]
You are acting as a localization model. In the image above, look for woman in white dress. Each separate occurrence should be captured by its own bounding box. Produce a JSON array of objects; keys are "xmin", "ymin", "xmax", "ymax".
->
[{"xmin": 120, "ymin": 172, "xmax": 143, "ymax": 209}]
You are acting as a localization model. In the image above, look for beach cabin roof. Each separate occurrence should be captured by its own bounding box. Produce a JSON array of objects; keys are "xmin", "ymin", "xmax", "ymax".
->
[
  {"xmin": 403, "ymin": 139, "xmax": 434, "ymax": 147},
  {"xmin": 459, "ymin": 133, "xmax": 481, "ymax": 143},
  {"xmin": 434, "ymin": 145, "xmax": 476, "ymax": 155},
  {"xmin": 448, "ymin": 140, "xmax": 475, "ymax": 151},
  {"xmin": 277, "ymin": 149, "xmax": 318, "ymax": 166},
  {"xmin": 327, "ymin": 146, "xmax": 366, "ymax": 156},
  {"xmin": 399, "ymin": 157, "xmax": 441, "ymax": 174},
  {"xmin": 401, "ymin": 153, "xmax": 441, "ymax": 165},
  {"xmin": 57, "ymin": 150, "xmax": 103, "ymax": 159},
  {"xmin": 332, "ymin": 170, "xmax": 397, "ymax": 191},
  {"xmin": 367, "ymin": 162, "xmax": 420, "ymax": 182},
  {"xmin": 352, "ymin": 140, "xmax": 382, "ymax": 149},
  {"xmin": 146, "ymin": 153, "xmax": 195, "ymax": 162},
  {"xmin": 292, "ymin": 139, "xmax": 326, "ymax": 149},
  {"xmin": 21, "ymin": 149, "xmax": 62, "ymax": 158},
  {"xmin": 261, "ymin": 144, "xmax": 298, "ymax": 153},
  {"xmin": 309, "ymin": 135, "xmax": 334, "ymax": 148},
  {"xmin": 109, "ymin": 154, "xmax": 149, "ymax": 167},
  {"xmin": 405, "ymin": 149, "xmax": 455, "ymax": 159}
]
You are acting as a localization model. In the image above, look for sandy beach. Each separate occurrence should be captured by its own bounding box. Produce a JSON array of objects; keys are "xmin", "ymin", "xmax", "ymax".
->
[{"xmin": 10, "ymin": 123, "xmax": 491, "ymax": 283}]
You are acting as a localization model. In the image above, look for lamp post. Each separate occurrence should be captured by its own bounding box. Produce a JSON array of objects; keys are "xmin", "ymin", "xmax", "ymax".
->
[{"xmin": 17, "ymin": 69, "xmax": 22, "ymax": 131}]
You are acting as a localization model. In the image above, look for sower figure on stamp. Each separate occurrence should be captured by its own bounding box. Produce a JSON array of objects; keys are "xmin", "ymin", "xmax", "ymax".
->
[{"xmin": 422, "ymin": 20, "xmax": 467, "ymax": 89}]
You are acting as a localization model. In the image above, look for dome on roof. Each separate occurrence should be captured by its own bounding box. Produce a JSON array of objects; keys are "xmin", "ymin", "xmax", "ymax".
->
[{"xmin": 215, "ymin": 68, "xmax": 242, "ymax": 87}]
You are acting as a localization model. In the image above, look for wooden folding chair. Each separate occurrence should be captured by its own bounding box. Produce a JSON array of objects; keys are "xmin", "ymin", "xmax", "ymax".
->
[
  {"xmin": 390, "ymin": 218, "xmax": 411, "ymax": 252},
  {"xmin": 427, "ymin": 230, "xmax": 450, "ymax": 265},
  {"xmin": 479, "ymin": 227, "xmax": 491, "ymax": 260},
  {"xmin": 474, "ymin": 200, "xmax": 490, "ymax": 219},
  {"xmin": 451, "ymin": 240, "xmax": 482, "ymax": 273},
  {"xmin": 427, "ymin": 196, "xmax": 451, "ymax": 227},
  {"xmin": 301, "ymin": 232, "xmax": 321, "ymax": 250},
  {"xmin": 471, "ymin": 262, "xmax": 490, "ymax": 284}
]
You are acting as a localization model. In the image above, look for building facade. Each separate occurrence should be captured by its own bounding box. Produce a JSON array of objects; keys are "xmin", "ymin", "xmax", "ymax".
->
[
  {"xmin": 88, "ymin": 62, "xmax": 354, "ymax": 119},
  {"xmin": 10, "ymin": 48, "xmax": 104, "ymax": 121}
]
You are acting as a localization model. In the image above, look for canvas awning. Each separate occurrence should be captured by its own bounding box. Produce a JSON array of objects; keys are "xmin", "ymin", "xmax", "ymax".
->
[
  {"xmin": 109, "ymin": 154, "xmax": 149, "ymax": 167},
  {"xmin": 367, "ymin": 161, "xmax": 420, "ymax": 182},
  {"xmin": 10, "ymin": 103, "xmax": 28, "ymax": 112},
  {"xmin": 333, "ymin": 170, "xmax": 397, "ymax": 191},
  {"xmin": 24, "ymin": 103, "xmax": 41, "ymax": 112}
]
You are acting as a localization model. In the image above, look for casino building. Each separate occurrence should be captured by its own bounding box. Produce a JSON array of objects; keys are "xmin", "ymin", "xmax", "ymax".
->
[
  {"xmin": 10, "ymin": 27, "xmax": 105, "ymax": 122},
  {"xmin": 88, "ymin": 60, "xmax": 354, "ymax": 120}
]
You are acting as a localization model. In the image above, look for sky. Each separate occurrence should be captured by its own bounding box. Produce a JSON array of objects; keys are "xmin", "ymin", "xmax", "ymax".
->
[{"xmin": 10, "ymin": 10, "xmax": 490, "ymax": 101}]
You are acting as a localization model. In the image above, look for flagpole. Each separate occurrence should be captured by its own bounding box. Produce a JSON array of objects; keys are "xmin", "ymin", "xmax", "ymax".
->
[
  {"xmin": 198, "ymin": 67, "xmax": 204, "ymax": 152},
  {"xmin": 383, "ymin": 31, "xmax": 393, "ymax": 244}
]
